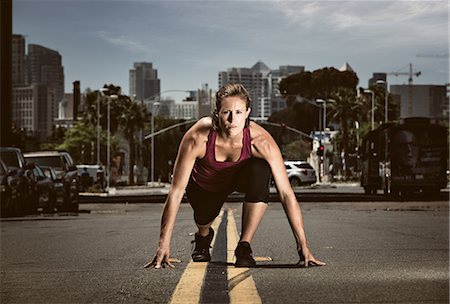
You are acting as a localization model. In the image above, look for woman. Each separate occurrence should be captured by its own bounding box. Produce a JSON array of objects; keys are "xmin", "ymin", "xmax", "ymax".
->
[{"xmin": 149, "ymin": 83, "xmax": 325, "ymax": 268}]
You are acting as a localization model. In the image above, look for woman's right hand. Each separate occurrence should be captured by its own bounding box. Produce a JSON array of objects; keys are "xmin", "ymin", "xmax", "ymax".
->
[{"xmin": 145, "ymin": 246, "xmax": 174, "ymax": 269}]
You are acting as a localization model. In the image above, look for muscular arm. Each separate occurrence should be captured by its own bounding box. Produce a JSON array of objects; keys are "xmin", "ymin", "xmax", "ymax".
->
[
  {"xmin": 148, "ymin": 118, "xmax": 210, "ymax": 268},
  {"xmin": 250, "ymin": 122, "xmax": 325, "ymax": 266}
]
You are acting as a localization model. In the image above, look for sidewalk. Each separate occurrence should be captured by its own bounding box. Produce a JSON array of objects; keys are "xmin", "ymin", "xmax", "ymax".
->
[{"xmin": 79, "ymin": 181, "xmax": 360, "ymax": 198}]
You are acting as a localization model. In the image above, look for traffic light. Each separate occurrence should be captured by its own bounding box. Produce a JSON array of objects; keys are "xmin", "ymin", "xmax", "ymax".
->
[{"xmin": 317, "ymin": 145, "xmax": 324, "ymax": 157}]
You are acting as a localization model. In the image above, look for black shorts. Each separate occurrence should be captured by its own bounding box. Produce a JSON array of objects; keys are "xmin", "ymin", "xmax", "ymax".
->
[{"xmin": 186, "ymin": 158, "xmax": 271, "ymax": 225}]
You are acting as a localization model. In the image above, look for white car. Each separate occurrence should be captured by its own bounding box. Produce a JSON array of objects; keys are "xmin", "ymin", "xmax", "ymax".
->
[{"xmin": 284, "ymin": 161, "xmax": 317, "ymax": 187}]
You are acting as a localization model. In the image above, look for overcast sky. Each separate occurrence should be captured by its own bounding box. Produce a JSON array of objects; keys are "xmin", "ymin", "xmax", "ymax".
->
[{"xmin": 13, "ymin": 0, "xmax": 449, "ymax": 101}]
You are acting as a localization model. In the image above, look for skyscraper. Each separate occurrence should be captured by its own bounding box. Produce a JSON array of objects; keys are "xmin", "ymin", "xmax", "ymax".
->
[
  {"xmin": 27, "ymin": 44, "xmax": 64, "ymax": 103},
  {"xmin": 218, "ymin": 61, "xmax": 304, "ymax": 119},
  {"xmin": 11, "ymin": 39, "xmax": 64, "ymax": 140},
  {"xmin": 129, "ymin": 62, "xmax": 160, "ymax": 101},
  {"xmin": 12, "ymin": 34, "xmax": 26, "ymax": 86}
]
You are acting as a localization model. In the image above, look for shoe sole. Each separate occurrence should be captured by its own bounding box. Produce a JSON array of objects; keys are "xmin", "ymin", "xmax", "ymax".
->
[
  {"xmin": 192, "ymin": 256, "xmax": 211, "ymax": 262},
  {"xmin": 234, "ymin": 260, "xmax": 256, "ymax": 268}
]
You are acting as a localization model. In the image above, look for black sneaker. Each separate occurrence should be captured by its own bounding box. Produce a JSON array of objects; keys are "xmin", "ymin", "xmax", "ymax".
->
[
  {"xmin": 234, "ymin": 241, "xmax": 256, "ymax": 267},
  {"xmin": 191, "ymin": 227, "xmax": 214, "ymax": 262}
]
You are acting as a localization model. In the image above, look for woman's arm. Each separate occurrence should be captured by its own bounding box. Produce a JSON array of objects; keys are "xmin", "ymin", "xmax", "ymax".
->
[
  {"xmin": 148, "ymin": 119, "xmax": 210, "ymax": 269},
  {"xmin": 250, "ymin": 122, "xmax": 325, "ymax": 266}
]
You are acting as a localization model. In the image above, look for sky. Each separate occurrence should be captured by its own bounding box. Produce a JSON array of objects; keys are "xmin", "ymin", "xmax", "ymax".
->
[{"xmin": 13, "ymin": 0, "xmax": 449, "ymax": 101}]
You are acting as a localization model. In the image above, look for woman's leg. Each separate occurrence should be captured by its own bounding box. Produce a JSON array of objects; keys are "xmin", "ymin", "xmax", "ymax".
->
[
  {"xmin": 196, "ymin": 221, "xmax": 214, "ymax": 237},
  {"xmin": 237, "ymin": 158, "xmax": 271, "ymax": 242},
  {"xmin": 240, "ymin": 202, "xmax": 268, "ymax": 242}
]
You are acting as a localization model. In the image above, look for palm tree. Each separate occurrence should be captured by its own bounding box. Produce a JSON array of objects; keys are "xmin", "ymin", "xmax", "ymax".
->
[
  {"xmin": 327, "ymin": 87, "xmax": 361, "ymax": 177},
  {"xmin": 119, "ymin": 97, "xmax": 150, "ymax": 185}
]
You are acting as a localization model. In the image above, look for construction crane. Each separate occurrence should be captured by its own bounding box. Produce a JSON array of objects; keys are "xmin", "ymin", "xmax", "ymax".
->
[{"xmin": 387, "ymin": 63, "xmax": 421, "ymax": 117}]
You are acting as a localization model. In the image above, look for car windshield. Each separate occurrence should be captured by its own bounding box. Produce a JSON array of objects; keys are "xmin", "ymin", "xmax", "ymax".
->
[
  {"xmin": 0, "ymin": 151, "xmax": 20, "ymax": 169},
  {"xmin": 41, "ymin": 167, "xmax": 55, "ymax": 179},
  {"xmin": 33, "ymin": 166, "xmax": 45, "ymax": 177},
  {"xmin": 296, "ymin": 163, "xmax": 313, "ymax": 169},
  {"xmin": 26, "ymin": 156, "xmax": 64, "ymax": 171}
]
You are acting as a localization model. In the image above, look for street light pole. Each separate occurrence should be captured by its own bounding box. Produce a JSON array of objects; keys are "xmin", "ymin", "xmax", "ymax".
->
[
  {"xmin": 364, "ymin": 89, "xmax": 375, "ymax": 130},
  {"xmin": 376, "ymin": 80, "xmax": 389, "ymax": 123},
  {"xmin": 96, "ymin": 91, "xmax": 101, "ymax": 165},
  {"xmin": 107, "ymin": 95, "xmax": 110, "ymax": 191},
  {"xmin": 150, "ymin": 102, "xmax": 160, "ymax": 184},
  {"xmin": 145, "ymin": 90, "xmax": 189, "ymax": 185},
  {"xmin": 106, "ymin": 94, "xmax": 118, "ymax": 193}
]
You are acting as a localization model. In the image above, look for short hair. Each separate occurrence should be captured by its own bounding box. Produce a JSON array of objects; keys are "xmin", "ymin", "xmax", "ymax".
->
[{"xmin": 212, "ymin": 83, "xmax": 251, "ymax": 130}]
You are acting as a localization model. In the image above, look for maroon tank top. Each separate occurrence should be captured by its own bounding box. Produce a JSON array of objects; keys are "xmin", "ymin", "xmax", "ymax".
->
[{"xmin": 191, "ymin": 128, "xmax": 252, "ymax": 192}]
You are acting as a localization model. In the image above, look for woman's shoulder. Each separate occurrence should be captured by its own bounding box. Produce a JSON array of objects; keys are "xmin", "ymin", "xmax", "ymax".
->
[
  {"xmin": 248, "ymin": 121, "xmax": 269, "ymax": 138},
  {"xmin": 191, "ymin": 117, "xmax": 213, "ymax": 136},
  {"xmin": 182, "ymin": 117, "xmax": 212, "ymax": 148}
]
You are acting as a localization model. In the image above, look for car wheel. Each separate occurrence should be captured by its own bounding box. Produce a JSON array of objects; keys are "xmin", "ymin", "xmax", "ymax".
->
[
  {"xmin": 59, "ymin": 188, "xmax": 71, "ymax": 212},
  {"xmin": 289, "ymin": 177, "xmax": 301, "ymax": 187},
  {"xmin": 43, "ymin": 191, "xmax": 55, "ymax": 213}
]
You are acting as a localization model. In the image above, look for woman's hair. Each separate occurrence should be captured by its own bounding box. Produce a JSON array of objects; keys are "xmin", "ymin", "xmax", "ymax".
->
[{"xmin": 211, "ymin": 83, "xmax": 251, "ymax": 130}]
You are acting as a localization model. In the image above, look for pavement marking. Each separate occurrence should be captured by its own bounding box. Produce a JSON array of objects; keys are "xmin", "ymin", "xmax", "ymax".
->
[
  {"xmin": 169, "ymin": 210, "xmax": 224, "ymax": 304},
  {"xmin": 227, "ymin": 208, "xmax": 262, "ymax": 304}
]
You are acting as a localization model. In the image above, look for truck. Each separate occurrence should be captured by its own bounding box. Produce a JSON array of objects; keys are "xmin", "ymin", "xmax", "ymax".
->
[{"xmin": 360, "ymin": 117, "xmax": 448, "ymax": 197}]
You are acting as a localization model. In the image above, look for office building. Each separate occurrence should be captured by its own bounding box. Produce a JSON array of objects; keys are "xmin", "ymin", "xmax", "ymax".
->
[
  {"xmin": 12, "ymin": 34, "xmax": 26, "ymax": 86},
  {"xmin": 196, "ymin": 83, "xmax": 215, "ymax": 118},
  {"xmin": 368, "ymin": 73, "xmax": 387, "ymax": 90},
  {"xmin": 218, "ymin": 61, "xmax": 303, "ymax": 119},
  {"xmin": 170, "ymin": 101, "xmax": 198, "ymax": 120},
  {"xmin": 129, "ymin": 62, "xmax": 160, "ymax": 101},
  {"xmin": 269, "ymin": 65, "xmax": 304, "ymax": 113},
  {"xmin": 12, "ymin": 84, "xmax": 55, "ymax": 139},
  {"xmin": 390, "ymin": 84, "xmax": 448, "ymax": 120},
  {"xmin": 11, "ymin": 37, "xmax": 64, "ymax": 140},
  {"xmin": 27, "ymin": 44, "xmax": 64, "ymax": 104}
]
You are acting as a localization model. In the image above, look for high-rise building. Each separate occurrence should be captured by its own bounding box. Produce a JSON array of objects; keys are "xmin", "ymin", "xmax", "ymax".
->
[
  {"xmin": 219, "ymin": 62, "xmax": 266, "ymax": 119},
  {"xmin": 269, "ymin": 65, "xmax": 304, "ymax": 113},
  {"xmin": 390, "ymin": 84, "xmax": 448, "ymax": 120},
  {"xmin": 12, "ymin": 84, "xmax": 55, "ymax": 139},
  {"xmin": 218, "ymin": 61, "xmax": 303, "ymax": 119},
  {"xmin": 12, "ymin": 34, "xmax": 26, "ymax": 86},
  {"xmin": 129, "ymin": 62, "xmax": 160, "ymax": 101},
  {"xmin": 170, "ymin": 101, "xmax": 198, "ymax": 120},
  {"xmin": 368, "ymin": 73, "xmax": 387, "ymax": 90},
  {"xmin": 196, "ymin": 83, "xmax": 215, "ymax": 118},
  {"xmin": 27, "ymin": 44, "xmax": 64, "ymax": 103},
  {"xmin": 11, "ymin": 37, "xmax": 65, "ymax": 140}
]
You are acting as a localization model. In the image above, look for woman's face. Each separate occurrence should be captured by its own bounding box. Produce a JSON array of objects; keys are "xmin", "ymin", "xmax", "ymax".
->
[{"xmin": 217, "ymin": 96, "xmax": 251, "ymax": 136}]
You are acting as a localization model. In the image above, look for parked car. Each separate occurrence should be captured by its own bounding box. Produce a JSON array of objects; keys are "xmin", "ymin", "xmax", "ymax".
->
[
  {"xmin": 32, "ymin": 165, "xmax": 56, "ymax": 213},
  {"xmin": 0, "ymin": 147, "xmax": 37, "ymax": 215},
  {"xmin": 0, "ymin": 160, "xmax": 15, "ymax": 217},
  {"xmin": 40, "ymin": 166, "xmax": 65, "ymax": 211},
  {"xmin": 284, "ymin": 161, "xmax": 317, "ymax": 187},
  {"xmin": 24, "ymin": 151, "xmax": 79, "ymax": 212}
]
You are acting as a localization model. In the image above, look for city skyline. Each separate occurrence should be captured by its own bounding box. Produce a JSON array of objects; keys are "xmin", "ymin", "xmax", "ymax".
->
[{"xmin": 13, "ymin": 0, "xmax": 449, "ymax": 101}]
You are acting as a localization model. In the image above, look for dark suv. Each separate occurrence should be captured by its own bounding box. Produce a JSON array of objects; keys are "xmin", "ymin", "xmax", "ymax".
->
[
  {"xmin": 0, "ymin": 147, "xmax": 37, "ymax": 215},
  {"xmin": 24, "ymin": 151, "xmax": 79, "ymax": 212}
]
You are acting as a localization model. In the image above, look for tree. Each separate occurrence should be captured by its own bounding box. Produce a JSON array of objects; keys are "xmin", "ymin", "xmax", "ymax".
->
[
  {"xmin": 279, "ymin": 67, "xmax": 359, "ymax": 103},
  {"xmin": 327, "ymin": 87, "xmax": 361, "ymax": 177},
  {"xmin": 118, "ymin": 96, "xmax": 150, "ymax": 185},
  {"xmin": 270, "ymin": 67, "xmax": 359, "ymax": 137},
  {"xmin": 58, "ymin": 121, "xmax": 120, "ymax": 164}
]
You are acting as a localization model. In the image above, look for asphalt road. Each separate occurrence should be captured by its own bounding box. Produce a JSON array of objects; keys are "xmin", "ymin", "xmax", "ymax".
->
[{"xmin": 1, "ymin": 200, "xmax": 448, "ymax": 303}]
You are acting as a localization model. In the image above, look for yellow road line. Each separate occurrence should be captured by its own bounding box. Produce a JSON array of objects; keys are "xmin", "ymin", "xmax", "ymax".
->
[
  {"xmin": 169, "ymin": 210, "xmax": 223, "ymax": 304},
  {"xmin": 227, "ymin": 208, "xmax": 262, "ymax": 304}
]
